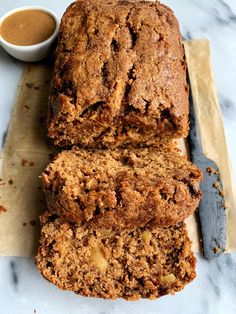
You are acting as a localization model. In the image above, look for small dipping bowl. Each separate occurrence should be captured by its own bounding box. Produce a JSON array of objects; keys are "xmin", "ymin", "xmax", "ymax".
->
[{"xmin": 0, "ymin": 6, "xmax": 59, "ymax": 62}]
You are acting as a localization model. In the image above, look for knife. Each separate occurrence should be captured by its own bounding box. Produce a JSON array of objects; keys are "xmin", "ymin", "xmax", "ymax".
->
[{"xmin": 188, "ymin": 78, "xmax": 227, "ymax": 260}]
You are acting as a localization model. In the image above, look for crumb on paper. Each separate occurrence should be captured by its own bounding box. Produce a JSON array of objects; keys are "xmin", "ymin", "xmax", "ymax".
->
[
  {"xmin": 214, "ymin": 246, "xmax": 221, "ymax": 254},
  {"xmin": 25, "ymin": 82, "xmax": 40, "ymax": 90},
  {"xmin": 0, "ymin": 205, "xmax": 7, "ymax": 213},
  {"xmin": 20, "ymin": 159, "xmax": 34, "ymax": 167},
  {"xmin": 8, "ymin": 179, "xmax": 13, "ymax": 185},
  {"xmin": 25, "ymin": 82, "xmax": 33, "ymax": 88},
  {"xmin": 21, "ymin": 159, "xmax": 28, "ymax": 166},
  {"xmin": 30, "ymin": 220, "xmax": 36, "ymax": 226}
]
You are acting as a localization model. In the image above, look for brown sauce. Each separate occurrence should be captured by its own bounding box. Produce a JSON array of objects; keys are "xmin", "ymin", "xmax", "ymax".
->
[{"xmin": 0, "ymin": 9, "xmax": 56, "ymax": 46}]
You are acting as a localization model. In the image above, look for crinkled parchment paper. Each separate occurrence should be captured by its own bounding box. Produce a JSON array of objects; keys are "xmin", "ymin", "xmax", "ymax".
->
[
  {"xmin": 184, "ymin": 39, "xmax": 236, "ymax": 252},
  {"xmin": 0, "ymin": 39, "xmax": 235, "ymax": 256}
]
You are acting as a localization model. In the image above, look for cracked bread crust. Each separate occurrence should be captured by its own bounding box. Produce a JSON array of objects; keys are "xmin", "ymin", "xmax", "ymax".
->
[
  {"xmin": 35, "ymin": 211, "xmax": 196, "ymax": 300},
  {"xmin": 47, "ymin": 0, "xmax": 189, "ymax": 148},
  {"xmin": 41, "ymin": 148, "xmax": 202, "ymax": 228}
]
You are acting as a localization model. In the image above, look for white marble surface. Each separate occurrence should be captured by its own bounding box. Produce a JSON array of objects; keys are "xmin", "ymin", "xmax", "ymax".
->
[{"xmin": 0, "ymin": 1, "xmax": 236, "ymax": 313}]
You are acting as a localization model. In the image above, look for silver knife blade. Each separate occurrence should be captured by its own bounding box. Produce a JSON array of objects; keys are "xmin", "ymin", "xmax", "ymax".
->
[{"xmin": 188, "ymin": 79, "xmax": 227, "ymax": 260}]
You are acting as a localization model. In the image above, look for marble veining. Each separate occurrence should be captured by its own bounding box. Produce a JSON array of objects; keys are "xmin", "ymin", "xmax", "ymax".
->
[
  {"xmin": 10, "ymin": 261, "xmax": 18, "ymax": 290},
  {"xmin": 219, "ymin": 95, "xmax": 236, "ymax": 118},
  {"xmin": 192, "ymin": 0, "xmax": 236, "ymax": 26},
  {"xmin": 0, "ymin": 0, "xmax": 236, "ymax": 313}
]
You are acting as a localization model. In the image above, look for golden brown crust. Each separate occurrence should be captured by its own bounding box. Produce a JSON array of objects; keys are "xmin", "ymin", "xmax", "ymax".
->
[
  {"xmin": 41, "ymin": 147, "xmax": 202, "ymax": 228},
  {"xmin": 47, "ymin": 0, "xmax": 189, "ymax": 148},
  {"xmin": 35, "ymin": 211, "xmax": 196, "ymax": 300}
]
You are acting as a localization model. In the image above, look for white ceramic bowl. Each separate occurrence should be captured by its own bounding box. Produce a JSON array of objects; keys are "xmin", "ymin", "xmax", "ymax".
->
[{"xmin": 0, "ymin": 6, "xmax": 59, "ymax": 62}]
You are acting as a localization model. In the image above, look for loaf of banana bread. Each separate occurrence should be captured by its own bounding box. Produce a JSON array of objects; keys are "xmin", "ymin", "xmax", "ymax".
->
[
  {"xmin": 35, "ymin": 211, "xmax": 196, "ymax": 300},
  {"xmin": 41, "ymin": 147, "xmax": 202, "ymax": 228},
  {"xmin": 47, "ymin": 0, "xmax": 189, "ymax": 148}
]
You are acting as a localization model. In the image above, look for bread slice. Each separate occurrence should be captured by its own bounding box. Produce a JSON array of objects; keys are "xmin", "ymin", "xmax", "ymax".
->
[
  {"xmin": 35, "ymin": 211, "xmax": 196, "ymax": 300},
  {"xmin": 41, "ymin": 147, "xmax": 202, "ymax": 227},
  {"xmin": 47, "ymin": 0, "xmax": 189, "ymax": 148}
]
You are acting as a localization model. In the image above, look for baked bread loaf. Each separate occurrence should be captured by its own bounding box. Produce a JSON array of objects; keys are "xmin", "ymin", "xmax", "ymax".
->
[
  {"xmin": 47, "ymin": 0, "xmax": 189, "ymax": 148},
  {"xmin": 36, "ymin": 211, "xmax": 196, "ymax": 300},
  {"xmin": 41, "ymin": 147, "xmax": 202, "ymax": 227}
]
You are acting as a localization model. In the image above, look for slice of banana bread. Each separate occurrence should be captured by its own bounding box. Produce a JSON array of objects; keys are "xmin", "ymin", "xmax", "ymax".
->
[
  {"xmin": 47, "ymin": 0, "xmax": 189, "ymax": 148},
  {"xmin": 41, "ymin": 147, "xmax": 202, "ymax": 228},
  {"xmin": 35, "ymin": 211, "xmax": 196, "ymax": 300}
]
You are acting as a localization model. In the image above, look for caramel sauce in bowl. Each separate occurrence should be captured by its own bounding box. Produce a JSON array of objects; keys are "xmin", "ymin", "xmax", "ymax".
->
[{"xmin": 0, "ymin": 6, "xmax": 59, "ymax": 62}]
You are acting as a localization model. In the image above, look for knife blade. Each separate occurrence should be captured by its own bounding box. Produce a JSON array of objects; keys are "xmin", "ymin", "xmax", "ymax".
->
[{"xmin": 188, "ymin": 78, "xmax": 227, "ymax": 260}]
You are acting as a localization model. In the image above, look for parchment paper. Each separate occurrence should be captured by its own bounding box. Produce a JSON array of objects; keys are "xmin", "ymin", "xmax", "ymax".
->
[
  {"xmin": 0, "ymin": 39, "xmax": 235, "ymax": 257},
  {"xmin": 184, "ymin": 40, "xmax": 236, "ymax": 252}
]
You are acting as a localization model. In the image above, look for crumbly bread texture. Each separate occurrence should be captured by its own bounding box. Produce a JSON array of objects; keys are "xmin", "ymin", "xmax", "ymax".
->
[
  {"xmin": 41, "ymin": 148, "xmax": 202, "ymax": 227},
  {"xmin": 47, "ymin": 0, "xmax": 189, "ymax": 148},
  {"xmin": 35, "ymin": 211, "xmax": 196, "ymax": 300}
]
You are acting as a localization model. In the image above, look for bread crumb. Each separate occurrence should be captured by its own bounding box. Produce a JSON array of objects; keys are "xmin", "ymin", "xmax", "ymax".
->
[
  {"xmin": 213, "ymin": 181, "xmax": 219, "ymax": 188},
  {"xmin": 23, "ymin": 222, "xmax": 27, "ymax": 226},
  {"xmin": 21, "ymin": 159, "xmax": 34, "ymax": 167},
  {"xmin": 8, "ymin": 179, "xmax": 13, "ymax": 185},
  {"xmin": 219, "ymin": 190, "xmax": 224, "ymax": 197},
  {"xmin": 25, "ymin": 82, "xmax": 33, "ymax": 88},
  {"xmin": 213, "ymin": 181, "xmax": 224, "ymax": 197},
  {"xmin": 221, "ymin": 201, "xmax": 227, "ymax": 209},
  {"xmin": 24, "ymin": 105, "xmax": 30, "ymax": 109},
  {"xmin": 0, "ymin": 205, "xmax": 7, "ymax": 213},
  {"xmin": 21, "ymin": 159, "xmax": 28, "ymax": 166},
  {"xmin": 214, "ymin": 246, "xmax": 221, "ymax": 254},
  {"xmin": 206, "ymin": 166, "xmax": 215, "ymax": 175}
]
